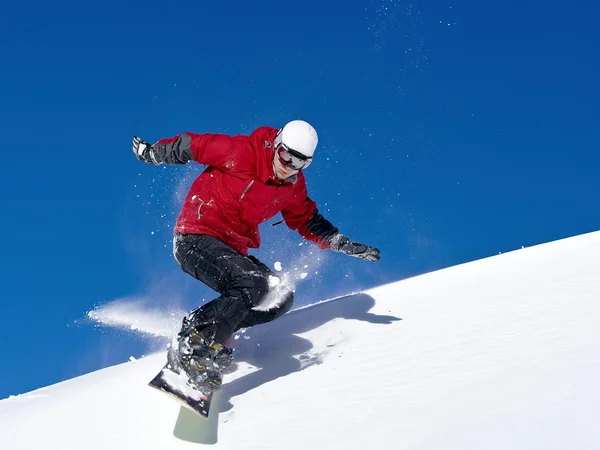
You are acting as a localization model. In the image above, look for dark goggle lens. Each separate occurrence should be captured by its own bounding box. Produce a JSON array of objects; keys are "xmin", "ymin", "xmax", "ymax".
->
[{"xmin": 277, "ymin": 145, "xmax": 311, "ymax": 170}]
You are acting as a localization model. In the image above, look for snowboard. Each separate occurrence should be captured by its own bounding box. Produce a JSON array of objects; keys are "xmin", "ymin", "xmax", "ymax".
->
[{"xmin": 148, "ymin": 364, "xmax": 222, "ymax": 419}]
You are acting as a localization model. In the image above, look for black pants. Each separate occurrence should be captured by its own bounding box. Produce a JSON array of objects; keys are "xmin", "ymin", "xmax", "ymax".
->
[{"xmin": 173, "ymin": 233, "xmax": 294, "ymax": 345}]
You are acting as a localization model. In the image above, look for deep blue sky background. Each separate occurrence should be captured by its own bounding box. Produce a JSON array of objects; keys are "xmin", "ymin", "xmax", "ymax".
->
[{"xmin": 1, "ymin": 0, "xmax": 599, "ymax": 398}]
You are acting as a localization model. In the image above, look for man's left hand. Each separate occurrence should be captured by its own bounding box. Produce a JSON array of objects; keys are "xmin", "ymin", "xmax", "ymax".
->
[{"xmin": 330, "ymin": 234, "xmax": 380, "ymax": 262}]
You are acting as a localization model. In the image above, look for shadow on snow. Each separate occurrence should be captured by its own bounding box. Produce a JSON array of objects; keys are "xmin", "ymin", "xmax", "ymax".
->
[
  {"xmin": 172, "ymin": 292, "xmax": 401, "ymax": 443},
  {"xmin": 224, "ymin": 292, "xmax": 400, "ymax": 405}
]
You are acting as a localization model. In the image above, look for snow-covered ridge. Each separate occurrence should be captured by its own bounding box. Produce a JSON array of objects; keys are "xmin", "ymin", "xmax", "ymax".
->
[{"xmin": 1, "ymin": 231, "xmax": 599, "ymax": 449}]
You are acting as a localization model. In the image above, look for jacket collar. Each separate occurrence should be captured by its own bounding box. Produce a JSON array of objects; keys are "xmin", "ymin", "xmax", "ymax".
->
[{"xmin": 268, "ymin": 170, "xmax": 298, "ymax": 185}]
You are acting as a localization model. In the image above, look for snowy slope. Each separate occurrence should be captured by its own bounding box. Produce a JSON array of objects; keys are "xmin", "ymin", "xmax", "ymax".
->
[{"xmin": 2, "ymin": 231, "xmax": 600, "ymax": 449}]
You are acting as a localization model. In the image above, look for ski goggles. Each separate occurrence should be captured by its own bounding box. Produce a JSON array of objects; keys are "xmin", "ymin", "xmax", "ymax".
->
[{"xmin": 276, "ymin": 144, "xmax": 312, "ymax": 170}]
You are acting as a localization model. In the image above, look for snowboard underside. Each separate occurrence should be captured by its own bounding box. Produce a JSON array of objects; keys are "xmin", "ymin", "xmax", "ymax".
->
[{"xmin": 148, "ymin": 365, "xmax": 220, "ymax": 419}]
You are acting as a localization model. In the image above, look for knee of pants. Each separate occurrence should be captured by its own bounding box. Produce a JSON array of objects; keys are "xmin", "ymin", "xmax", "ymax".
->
[{"xmin": 229, "ymin": 273, "xmax": 270, "ymax": 308}]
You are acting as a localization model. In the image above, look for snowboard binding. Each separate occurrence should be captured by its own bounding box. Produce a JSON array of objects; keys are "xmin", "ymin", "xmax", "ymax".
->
[{"xmin": 167, "ymin": 320, "xmax": 235, "ymax": 393}]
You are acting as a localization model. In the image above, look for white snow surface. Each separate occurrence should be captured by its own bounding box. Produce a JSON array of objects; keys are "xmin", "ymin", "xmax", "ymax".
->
[{"xmin": 2, "ymin": 231, "xmax": 600, "ymax": 449}]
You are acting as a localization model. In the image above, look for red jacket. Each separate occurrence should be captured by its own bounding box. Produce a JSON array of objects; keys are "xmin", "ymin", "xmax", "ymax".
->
[{"xmin": 154, "ymin": 126, "xmax": 338, "ymax": 255}]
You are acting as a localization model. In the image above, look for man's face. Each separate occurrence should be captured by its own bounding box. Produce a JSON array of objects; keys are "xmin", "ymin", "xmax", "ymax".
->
[{"xmin": 273, "ymin": 151, "xmax": 300, "ymax": 180}]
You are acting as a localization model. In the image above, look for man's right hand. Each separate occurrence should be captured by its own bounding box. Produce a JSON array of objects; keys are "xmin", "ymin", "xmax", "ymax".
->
[{"xmin": 132, "ymin": 136, "xmax": 159, "ymax": 165}]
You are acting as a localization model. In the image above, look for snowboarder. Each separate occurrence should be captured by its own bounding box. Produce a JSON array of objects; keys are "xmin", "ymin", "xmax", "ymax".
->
[{"xmin": 133, "ymin": 120, "xmax": 380, "ymax": 392}]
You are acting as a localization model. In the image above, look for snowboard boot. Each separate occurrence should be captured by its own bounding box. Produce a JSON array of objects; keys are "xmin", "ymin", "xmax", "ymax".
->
[
  {"xmin": 167, "ymin": 325, "xmax": 235, "ymax": 392},
  {"xmin": 214, "ymin": 341, "xmax": 236, "ymax": 374}
]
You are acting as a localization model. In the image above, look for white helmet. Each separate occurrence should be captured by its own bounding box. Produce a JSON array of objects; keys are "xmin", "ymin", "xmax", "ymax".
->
[{"xmin": 274, "ymin": 120, "xmax": 318, "ymax": 158}]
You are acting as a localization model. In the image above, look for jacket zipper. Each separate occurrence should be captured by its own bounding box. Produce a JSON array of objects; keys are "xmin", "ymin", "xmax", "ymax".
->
[{"xmin": 239, "ymin": 180, "xmax": 254, "ymax": 200}]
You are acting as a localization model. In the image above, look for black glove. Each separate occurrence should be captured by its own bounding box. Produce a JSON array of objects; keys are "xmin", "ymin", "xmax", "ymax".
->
[
  {"xmin": 132, "ymin": 136, "xmax": 160, "ymax": 165},
  {"xmin": 329, "ymin": 234, "xmax": 380, "ymax": 262}
]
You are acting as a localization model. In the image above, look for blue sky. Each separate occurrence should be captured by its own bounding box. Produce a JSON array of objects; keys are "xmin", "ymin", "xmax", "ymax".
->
[{"xmin": 0, "ymin": 0, "xmax": 598, "ymax": 399}]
